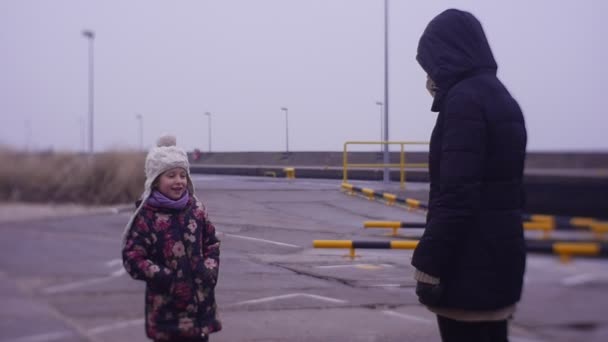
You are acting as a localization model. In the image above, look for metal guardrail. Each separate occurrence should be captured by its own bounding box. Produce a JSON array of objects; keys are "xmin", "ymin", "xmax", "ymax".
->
[
  {"xmin": 341, "ymin": 183, "xmax": 426, "ymax": 210},
  {"xmin": 364, "ymin": 221, "xmax": 425, "ymax": 237},
  {"xmin": 313, "ymin": 239, "xmax": 608, "ymax": 262},
  {"xmin": 343, "ymin": 141, "xmax": 429, "ymax": 189},
  {"xmin": 342, "ymin": 182, "xmax": 606, "ymax": 238},
  {"xmin": 526, "ymin": 240, "xmax": 608, "ymax": 262},
  {"xmin": 363, "ymin": 220, "xmax": 608, "ymax": 240},
  {"xmin": 313, "ymin": 240, "xmax": 419, "ymax": 259}
]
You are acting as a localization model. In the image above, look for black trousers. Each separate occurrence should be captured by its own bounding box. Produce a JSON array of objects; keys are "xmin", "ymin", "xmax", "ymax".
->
[{"xmin": 437, "ymin": 315, "xmax": 508, "ymax": 342}]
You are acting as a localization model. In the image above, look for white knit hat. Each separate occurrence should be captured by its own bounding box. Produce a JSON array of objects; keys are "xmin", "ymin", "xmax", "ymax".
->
[{"xmin": 121, "ymin": 134, "xmax": 196, "ymax": 246}]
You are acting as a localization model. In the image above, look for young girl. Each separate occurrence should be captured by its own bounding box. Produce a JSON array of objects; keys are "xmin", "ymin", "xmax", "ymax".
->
[{"xmin": 122, "ymin": 135, "xmax": 221, "ymax": 342}]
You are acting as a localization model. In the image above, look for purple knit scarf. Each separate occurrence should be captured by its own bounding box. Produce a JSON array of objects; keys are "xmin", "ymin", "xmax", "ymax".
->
[{"xmin": 147, "ymin": 190, "xmax": 189, "ymax": 210}]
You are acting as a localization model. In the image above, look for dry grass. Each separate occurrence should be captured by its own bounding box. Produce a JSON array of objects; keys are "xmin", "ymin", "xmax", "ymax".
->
[{"xmin": 0, "ymin": 148, "xmax": 145, "ymax": 204}]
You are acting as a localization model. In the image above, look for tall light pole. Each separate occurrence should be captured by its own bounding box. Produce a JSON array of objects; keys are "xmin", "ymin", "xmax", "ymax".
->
[
  {"xmin": 382, "ymin": 0, "xmax": 390, "ymax": 184},
  {"xmin": 79, "ymin": 116, "xmax": 85, "ymax": 152},
  {"xmin": 82, "ymin": 29, "xmax": 95, "ymax": 154},
  {"xmin": 135, "ymin": 114, "xmax": 143, "ymax": 151},
  {"xmin": 281, "ymin": 107, "xmax": 289, "ymax": 153},
  {"xmin": 204, "ymin": 112, "xmax": 212, "ymax": 152},
  {"xmin": 24, "ymin": 120, "xmax": 31, "ymax": 151},
  {"xmin": 375, "ymin": 101, "xmax": 384, "ymax": 153}
]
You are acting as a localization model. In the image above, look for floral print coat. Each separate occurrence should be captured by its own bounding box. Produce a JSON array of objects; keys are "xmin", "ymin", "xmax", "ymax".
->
[{"xmin": 122, "ymin": 197, "xmax": 221, "ymax": 341}]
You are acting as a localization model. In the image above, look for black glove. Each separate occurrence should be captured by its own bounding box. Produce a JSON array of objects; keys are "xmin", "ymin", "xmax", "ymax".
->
[{"xmin": 416, "ymin": 281, "xmax": 444, "ymax": 306}]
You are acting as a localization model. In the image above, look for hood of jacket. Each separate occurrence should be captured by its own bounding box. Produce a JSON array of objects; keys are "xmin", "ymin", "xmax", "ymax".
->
[{"xmin": 417, "ymin": 9, "xmax": 498, "ymax": 111}]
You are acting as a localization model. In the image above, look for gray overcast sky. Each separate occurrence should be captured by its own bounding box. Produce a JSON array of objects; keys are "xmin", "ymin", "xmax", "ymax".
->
[{"xmin": 1, "ymin": 0, "xmax": 607, "ymax": 152}]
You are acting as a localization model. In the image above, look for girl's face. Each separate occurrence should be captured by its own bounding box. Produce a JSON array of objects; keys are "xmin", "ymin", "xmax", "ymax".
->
[{"xmin": 156, "ymin": 167, "xmax": 188, "ymax": 200}]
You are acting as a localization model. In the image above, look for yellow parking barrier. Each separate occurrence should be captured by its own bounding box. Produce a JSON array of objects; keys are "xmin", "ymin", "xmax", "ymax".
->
[
  {"xmin": 341, "ymin": 183, "xmax": 354, "ymax": 195},
  {"xmin": 383, "ymin": 193, "xmax": 397, "ymax": 206},
  {"xmin": 364, "ymin": 221, "xmax": 402, "ymax": 237},
  {"xmin": 571, "ymin": 217, "xmax": 597, "ymax": 228},
  {"xmin": 405, "ymin": 199, "xmax": 421, "ymax": 209},
  {"xmin": 553, "ymin": 242, "xmax": 601, "ymax": 263},
  {"xmin": 530, "ymin": 214, "xmax": 555, "ymax": 223},
  {"xmin": 313, "ymin": 240, "xmax": 354, "ymax": 249},
  {"xmin": 364, "ymin": 221, "xmax": 402, "ymax": 228},
  {"xmin": 590, "ymin": 222, "xmax": 608, "ymax": 240},
  {"xmin": 313, "ymin": 240, "xmax": 357, "ymax": 259},
  {"xmin": 316, "ymin": 239, "xmax": 608, "ymax": 262},
  {"xmin": 284, "ymin": 167, "xmax": 296, "ymax": 179},
  {"xmin": 313, "ymin": 239, "xmax": 419, "ymax": 260},
  {"xmin": 361, "ymin": 188, "xmax": 375, "ymax": 201},
  {"xmin": 390, "ymin": 240, "xmax": 419, "ymax": 249},
  {"xmin": 364, "ymin": 221, "xmax": 426, "ymax": 237}
]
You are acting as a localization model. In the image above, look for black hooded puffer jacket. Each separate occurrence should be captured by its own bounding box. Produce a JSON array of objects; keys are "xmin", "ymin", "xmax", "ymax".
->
[{"xmin": 412, "ymin": 9, "xmax": 528, "ymax": 310}]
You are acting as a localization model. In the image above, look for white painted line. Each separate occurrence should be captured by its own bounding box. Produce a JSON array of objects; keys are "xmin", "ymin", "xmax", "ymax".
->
[
  {"xmin": 561, "ymin": 273, "xmax": 597, "ymax": 287},
  {"xmin": 231, "ymin": 293, "xmax": 347, "ymax": 306},
  {"xmin": 105, "ymin": 259, "xmax": 122, "ymax": 267},
  {"xmin": 223, "ymin": 233, "xmax": 299, "ymax": 248},
  {"xmin": 88, "ymin": 318, "xmax": 144, "ymax": 335},
  {"xmin": 316, "ymin": 263, "xmax": 393, "ymax": 269},
  {"xmin": 42, "ymin": 269, "xmax": 125, "ymax": 295},
  {"xmin": 9, "ymin": 318, "xmax": 146, "ymax": 342},
  {"xmin": 316, "ymin": 264, "xmax": 363, "ymax": 269},
  {"xmin": 6, "ymin": 331, "xmax": 73, "ymax": 342},
  {"xmin": 511, "ymin": 337, "xmax": 545, "ymax": 342},
  {"xmin": 303, "ymin": 294, "xmax": 348, "ymax": 304},
  {"xmin": 368, "ymin": 284, "xmax": 402, "ymax": 288},
  {"xmin": 382, "ymin": 310, "xmax": 433, "ymax": 324},
  {"xmin": 110, "ymin": 268, "xmax": 126, "ymax": 277},
  {"xmin": 43, "ymin": 277, "xmax": 114, "ymax": 295}
]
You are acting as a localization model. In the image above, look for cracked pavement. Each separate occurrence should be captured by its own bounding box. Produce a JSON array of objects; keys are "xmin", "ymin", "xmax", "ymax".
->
[{"xmin": 0, "ymin": 175, "xmax": 607, "ymax": 341}]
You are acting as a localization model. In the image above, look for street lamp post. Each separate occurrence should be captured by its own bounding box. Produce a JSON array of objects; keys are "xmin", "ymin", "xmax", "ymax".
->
[
  {"xmin": 24, "ymin": 120, "xmax": 31, "ymax": 151},
  {"xmin": 82, "ymin": 29, "xmax": 95, "ymax": 154},
  {"xmin": 135, "ymin": 114, "xmax": 143, "ymax": 151},
  {"xmin": 375, "ymin": 101, "xmax": 384, "ymax": 153},
  {"xmin": 281, "ymin": 107, "xmax": 289, "ymax": 153},
  {"xmin": 204, "ymin": 112, "xmax": 212, "ymax": 152},
  {"xmin": 79, "ymin": 116, "xmax": 85, "ymax": 152},
  {"xmin": 382, "ymin": 0, "xmax": 390, "ymax": 184}
]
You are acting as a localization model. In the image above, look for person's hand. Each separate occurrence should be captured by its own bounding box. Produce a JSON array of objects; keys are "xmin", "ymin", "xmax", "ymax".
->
[{"xmin": 416, "ymin": 281, "xmax": 444, "ymax": 306}]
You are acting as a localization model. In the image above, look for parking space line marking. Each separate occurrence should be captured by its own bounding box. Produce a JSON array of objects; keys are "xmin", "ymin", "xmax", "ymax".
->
[
  {"xmin": 315, "ymin": 263, "xmax": 394, "ymax": 269},
  {"xmin": 88, "ymin": 318, "xmax": 144, "ymax": 335},
  {"xmin": 105, "ymin": 259, "xmax": 122, "ymax": 267},
  {"xmin": 231, "ymin": 293, "xmax": 347, "ymax": 306},
  {"xmin": 222, "ymin": 233, "xmax": 299, "ymax": 248},
  {"xmin": 110, "ymin": 268, "xmax": 126, "ymax": 277},
  {"xmin": 561, "ymin": 273, "xmax": 597, "ymax": 286},
  {"xmin": 5, "ymin": 331, "xmax": 73, "ymax": 342},
  {"xmin": 42, "ymin": 276, "xmax": 116, "ymax": 295},
  {"xmin": 368, "ymin": 284, "xmax": 402, "ymax": 287},
  {"xmin": 8, "ymin": 319, "xmax": 146, "ymax": 341},
  {"xmin": 42, "ymin": 268, "xmax": 125, "ymax": 295},
  {"xmin": 511, "ymin": 337, "xmax": 545, "ymax": 342},
  {"xmin": 382, "ymin": 310, "xmax": 433, "ymax": 324}
]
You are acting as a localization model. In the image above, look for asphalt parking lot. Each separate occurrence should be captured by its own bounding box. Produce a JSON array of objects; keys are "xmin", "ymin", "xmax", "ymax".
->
[{"xmin": 1, "ymin": 175, "xmax": 607, "ymax": 342}]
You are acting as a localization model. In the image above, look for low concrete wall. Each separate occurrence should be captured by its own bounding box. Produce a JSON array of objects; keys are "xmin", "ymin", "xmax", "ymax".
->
[
  {"xmin": 189, "ymin": 152, "xmax": 608, "ymax": 219},
  {"xmin": 191, "ymin": 151, "xmax": 608, "ymax": 168}
]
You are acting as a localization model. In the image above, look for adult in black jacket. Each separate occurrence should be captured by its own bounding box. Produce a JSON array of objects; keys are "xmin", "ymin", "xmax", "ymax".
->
[{"xmin": 411, "ymin": 9, "xmax": 527, "ymax": 342}]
